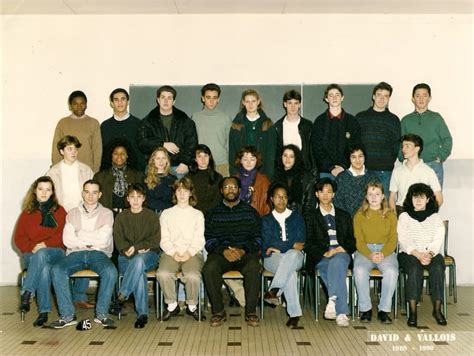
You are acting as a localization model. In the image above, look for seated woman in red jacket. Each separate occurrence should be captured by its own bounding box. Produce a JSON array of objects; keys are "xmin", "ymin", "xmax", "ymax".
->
[{"xmin": 14, "ymin": 176, "xmax": 66, "ymax": 327}]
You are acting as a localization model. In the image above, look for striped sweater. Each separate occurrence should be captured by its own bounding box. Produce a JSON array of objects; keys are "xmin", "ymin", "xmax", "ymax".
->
[{"xmin": 397, "ymin": 212, "xmax": 444, "ymax": 256}]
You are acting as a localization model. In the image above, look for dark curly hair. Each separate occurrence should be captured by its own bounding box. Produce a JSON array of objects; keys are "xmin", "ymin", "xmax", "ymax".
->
[
  {"xmin": 100, "ymin": 138, "xmax": 140, "ymax": 171},
  {"xmin": 403, "ymin": 183, "xmax": 439, "ymax": 214}
]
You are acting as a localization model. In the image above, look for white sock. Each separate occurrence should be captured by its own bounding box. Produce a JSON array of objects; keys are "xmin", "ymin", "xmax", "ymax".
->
[
  {"xmin": 329, "ymin": 296, "xmax": 337, "ymax": 302},
  {"xmin": 187, "ymin": 304, "xmax": 197, "ymax": 312},
  {"xmin": 167, "ymin": 302, "xmax": 178, "ymax": 311}
]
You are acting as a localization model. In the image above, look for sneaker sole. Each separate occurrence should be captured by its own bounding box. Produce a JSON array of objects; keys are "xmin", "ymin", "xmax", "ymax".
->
[
  {"xmin": 51, "ymin": 320, "xmax": 78, "ymax": 329},
  {"xmin": 94, "ymin": 318, "xmax": 114, "ymax": 327}
]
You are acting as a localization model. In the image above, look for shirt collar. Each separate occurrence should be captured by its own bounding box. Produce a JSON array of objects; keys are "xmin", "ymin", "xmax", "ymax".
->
[
  {"xmin": 320, "ymin": 204, "xmax": 335, "ymax": 216},
  {"xmin": 113, "ymin": 112, "xmax": 130, "ymax": 121}
]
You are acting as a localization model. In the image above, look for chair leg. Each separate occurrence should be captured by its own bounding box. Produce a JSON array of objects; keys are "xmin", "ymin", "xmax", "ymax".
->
[
  {"xmin": 452, "ymin": 263, "xmax": 457, "ymax": 303},
  {"xmin": 315, "ymin": 275, "xmax": 320, "ymax": 321},
  {"xmin": 350, "ymin": 276, "xmax": 355, "ymax": 321},
  {"xmin": 260, "ymin": 275, "xmax": 264, "ymax": 320}
]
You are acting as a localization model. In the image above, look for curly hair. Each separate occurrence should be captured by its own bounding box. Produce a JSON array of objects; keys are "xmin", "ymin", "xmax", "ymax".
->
[
  {"xmin": 275, "ymin": 144, "xmax": 304, "ymax": 175},
  {"xmin": 100, "ymin": 137, "xmax": 140, "ymax": 171},
  {"xmin": 22, "ymin": 176, "xmax": 60, "ymax": 213},
  {"xmin": 403, "ymin": 183, "xmax": 439, "ymax": 214},
  {"xmin": 357, "ymin": 181, "xmax": 390, "ymax": 218},
  {"xmin": 145, "ymin": 147, "xmax": 172, "ymax": 189},
  {"xmin": 234, "ymin": 145, "xmax": 263, "ymax": 169}
]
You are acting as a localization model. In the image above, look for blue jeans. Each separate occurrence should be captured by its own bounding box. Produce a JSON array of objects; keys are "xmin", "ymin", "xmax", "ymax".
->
[
  {"xmin": 118, "ymin": 252, "xmax": 160, "ymax": 316},
  {"xmin": 171, "ymin": 166, "xmax": 187, "ymax": 179},
  {"xmin": 372, "ymin": 170, "xmax": 392, "ymax": 199},
  {"xmin": 51, "ymin": 250, "xmax": 118, "ymax": 319},
  {"xmin": 425, "ymin": 160, "xmax": 444, "ymax": 188},
  {"xmin": 319, "ymin": 172, "xmax": 336, "ymax": 181},
  {"xmin": 353, "ymin": 244, "xmax": 399, "ymax": 313},
  {"xmin": 22, "ymin": 247, "xmax": 65, "ymax": 313},
  {"xmin": 316, "ymin": 252, "xmax": 351, "ymax": 315},
  {"xmin": 264, "ymin": 249, "xmax": 304, "ymax": 317}
]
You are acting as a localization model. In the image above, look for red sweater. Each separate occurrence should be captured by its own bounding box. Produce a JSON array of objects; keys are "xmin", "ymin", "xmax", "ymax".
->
[{"xmin": 14, "ymin": 207, "xmax": 67, "ymax": 253}]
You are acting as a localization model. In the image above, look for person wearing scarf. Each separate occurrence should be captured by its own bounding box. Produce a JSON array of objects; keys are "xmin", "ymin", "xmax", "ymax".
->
[
  {"xmin": 398, "ymin": 183, "xmax": 446, "ymax": 327},
  {"xmin": 14, "ymin": 176, "xmax": 66, "ymax": 327},
  {"xmin": 234, "ymin": 146, "xmax": 270, "ymax": 217}
]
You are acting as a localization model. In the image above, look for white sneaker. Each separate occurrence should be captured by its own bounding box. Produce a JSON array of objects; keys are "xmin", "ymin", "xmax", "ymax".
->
[
  {"xmin": 336, "ymin": 314, "xmax": 349, "ymax": 327},
  {"xmin": 324, "ymin": 299, "xmax": 336, "ymax": 320}
]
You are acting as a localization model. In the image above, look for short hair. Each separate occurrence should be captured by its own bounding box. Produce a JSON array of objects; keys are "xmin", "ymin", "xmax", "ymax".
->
[
  {"xmin": 268, "ymin": 181, "xmax": 289, "ymax": 199},
  {"xmin": 68, "ymin": 90, "xmax": 87, "ymax": 105},
  {"xmin": 22, "ymin": 176, "xmax": 60, "ymax": 213},
  {"xmin": 346, "ymin": 143, "xmax": 367, "ymax": 162},
  {"xmin": 403, "ymin": 183, "xmax": 439, "ymax": 214},
  {"xmin": 240, "ymin": 89, "xmax": 263, "ymax": 111},
  {"xmin": 201, "ymin": 83, "xmax": 221, "ymax": 97},
  {"xmin": 282, "ymin": 89, "xmax": 302, "ymax": 103},
  {"xmin": 401, "ymin": 134, "xmax": 424, "ymax": 156},
  {"xmin": 57, "ymin": 135, "xmax": 82, "ymax": 152},
  {"xmin": 315, "ymin": 177, "xmax": 337, "ymax": 193},
  {"xmin": 109, "ymin": 88, "xmax": 129, "ymax": 102},
  {"xmin": 157, "ymin": 85, "xmax": 177, "ymax": 100},
  {"xmin": 219, "ymin": 176, "xmax": 241, "ymax": 190},
  {"xmin": 323, "ymin": 84, "xmax": 343, "ymax": 100},
  {"xmin": 372, "ymin": 82, "xmax": 393, "ymax": 96},
  {"xmin": 127, "ymin": 183, "xmax": 146, "ymax": 197},
  {"xmin": 412, "ymin": 83, "xmax": 431, "ymax": 97},
  {"xmin": 172, "ymin": 177, "xmax": 197, "ymax": 206},
  {"xmin": 83, "ymin": 179, "xmax": 102, "ymax": 192},
  {"xmin": 234, "ymin": 145, "xmax": 263, "ymax": 168}
]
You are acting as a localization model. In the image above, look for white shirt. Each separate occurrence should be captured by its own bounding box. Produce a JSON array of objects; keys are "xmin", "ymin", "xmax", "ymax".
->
[
  {"xmin": 282, "ymin": 117, "xmax": 302, "ymax": 149},
  {"xmin": 60, "ymin": 161, "xmax": 82, "ymax": 211},
  {"xmin": 113, "ymin": 113, "xmax": 130, "ymax": 121},
  {"xmin": 272, "ymin": 208, "xmax": 292, "ymax": 241}
]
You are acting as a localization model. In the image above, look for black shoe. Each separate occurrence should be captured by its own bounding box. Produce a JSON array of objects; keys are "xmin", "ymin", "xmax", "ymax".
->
[
  {"xmin": 432, "ymin": 310, "xmax": 447, "ymax": 326},
  {"xmin": 33, "ymin": 312, "xmax": 48, "ymax": 327},
  {"xmin": 377, "ymin": 311, "xmax": 392, "ymax": 324},
  {"xmin": 210, "ymin": 310, "xmax": 227, "ymax": 327},
  {"xmin": 286, "ymin": 317, "xmax": 300, "ymax": 329},
  {"xmin": 360, "ymin": 310, "xmax": 372, "ymax": 323},
  {"xmin": 134, "ymin": 315, "xmax": 148, "ymax": 328},
  {"xmin": 263, "ymin": 288, "xmax": 281, "ymax": 306},
  {"xmin": 186, "ymin": 306, "xmax": 206, "ymax": 321},
  {"xmin": 109, "ymin": 300, "xmax": 124, "ymax": 316},
  {"xmin": 161, "ymin": 305, "xmax": 180, "ymax": 321},
  {"xmin": 407, "ymin": 314, "xmax": 417, "ymax": 327},
  {"xmin": 245, "ymin": 313, "xmax": 260, "ymax": 327},
  {"xmin": 20, "ymin": 291, "xmax": 31, "ymax": 313}
]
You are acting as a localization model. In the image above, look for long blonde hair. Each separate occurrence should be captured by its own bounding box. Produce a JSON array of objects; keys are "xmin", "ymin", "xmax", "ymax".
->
[
  {"xmin": 145, "ymin": 147, "xmax": 172, "ymax": 189},
  {"xmin": 357, "ymin": 181, "xmax": 390, "ymax": 218}
]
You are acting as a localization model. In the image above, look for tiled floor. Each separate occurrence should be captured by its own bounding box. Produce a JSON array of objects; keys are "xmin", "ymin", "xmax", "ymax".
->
[{"xmin": 0, "ymin": 286, "xmax": 472, "ymax": 355}]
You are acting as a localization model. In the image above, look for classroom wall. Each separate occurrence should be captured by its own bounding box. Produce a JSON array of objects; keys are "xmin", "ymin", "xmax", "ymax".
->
[{"xmin": 1, "ymin": 14, "xmax": 472, "ymax": 285}]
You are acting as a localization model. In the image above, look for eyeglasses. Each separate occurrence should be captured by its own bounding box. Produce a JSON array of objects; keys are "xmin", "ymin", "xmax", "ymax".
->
[{"xmin": 223, "ymin": 185, "xmax": 238, "ymax": 190}]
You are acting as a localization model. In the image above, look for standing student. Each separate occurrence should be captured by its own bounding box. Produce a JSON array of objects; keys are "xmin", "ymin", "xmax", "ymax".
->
[
  {"xmin": 356, "ymin": 82, "xmax": 400, "ymax": 197},
  {"xmin": 311, "ymin": 84, "xmax": 361, "ymax": 180},
  {"xmin": 50, "ymin": 180, "xmax": 117, "ymax": 328},
  {"xmin": 51, "ymin": 90, "xmax": 102, "ymax": 173},
  {"xmin": 101, "ymin": 88, "xmax": 145, "ymax": 171},
  {"xmin": 157, "ymin": 178, "xmax": 206, "ymax": 322},
  {"xmin": 229, "ymin": 89, "xmax": 277, "ymax": 179},
  {"xmin": 274, "ymin": 89, "xmax": 314, "ymax": 174},
  {"xmin": 304, "ymin": 178, "xmax": 356, "ymax": 327},
  {"xmin": 112, "ymin": 184, "xmax": 161, "ymax": 328},
  {"xmin": 400, "ymin": 83, "xmax": 453, "ymax": 187},
  {"xmin": 14, "ymin": 176, "xmax": 66, "ymax": 327},
  {"xmin": 192, "ymin": 83, "xmax": 232, "ymax": 177},
  {"xmin": 137, "ymin": 85, "xmax": 198, "ymax": 178}
]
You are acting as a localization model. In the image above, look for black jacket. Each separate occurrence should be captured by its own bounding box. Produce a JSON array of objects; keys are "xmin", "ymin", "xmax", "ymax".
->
[
  {"xmin": 274, "ymin": 115, "xmax": 315, "ymax": 175},
  {"xmin": 137, "ymin": 106, "xmax": 198, "ymax": 166},
  {"xmin": 303, "ymin": 205, "xmax": 356, "ymax": 273}
]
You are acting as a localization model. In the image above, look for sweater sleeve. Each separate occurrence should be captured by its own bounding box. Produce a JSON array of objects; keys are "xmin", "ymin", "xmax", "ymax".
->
[
  {"xmin": 137, "ymin": 117, "xmax": 164, "ymax": 157},
  {"xmin": 186, "ymin": 210, "xmax": 205, "ymax": 257},
  {"xmin": 397, "ymin": 213, "xmax": 416, "ymax": 254},
  {"xmin": 133, "ymin": 212, "xmax": 161, "ymax": 252},
  {"xmin": 159, "ymin": 210, "xmax": 176, "ymax": 256},
  {"xmin": 14, "ymin": 213, "xmax": 36, "ymax": 253},
  {"xmin": 436, "ymin": 115, "xmax": 453, "ymax": 162},
  {"xmin": 113, "ymin": 213, "xmax": 131, "ymax": 254},
  {"xmin": 353, "ymin": 213, "xmax": 372, "ymax": 258},
  {"xmin": 428, "ymin": 215, "xmax": 445, "ymax": 256},
  {"xmin": 381, "ymin": 212, "xmax": 398, "ymax": 257}
]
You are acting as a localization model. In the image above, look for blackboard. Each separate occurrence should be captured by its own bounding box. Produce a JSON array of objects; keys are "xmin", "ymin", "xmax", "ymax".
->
[{"xmin": 129, "ymin": 84, "xmax": 375, "ymax": 122}]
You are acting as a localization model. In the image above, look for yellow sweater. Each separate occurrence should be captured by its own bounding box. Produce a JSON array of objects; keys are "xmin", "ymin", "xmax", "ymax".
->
[{"xmin": 353, "ymin": 208, "xmax": 397, "ymax": 258}]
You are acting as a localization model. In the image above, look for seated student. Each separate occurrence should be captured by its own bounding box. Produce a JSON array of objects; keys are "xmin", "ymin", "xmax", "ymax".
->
[
  {"xmin": 273, "ymin": 144, "xmax": 313, "ymax": 213},
  {"xmin": 353, "ymin": 182, "xmax": 398, "ymax": 324},
  {"xmin": 51, "ymin": 90, "xmax": 102, "ymax": 173},
  {"xmin": 111, "ymin": 184, "xmax": 161, "ymax": 328},
  {"xmin": 229, "ymin": 89, "xmax": 276, "ymax": 179},
  {"xmin": 234, "ymin": 145, "xmax": 271, "ymax": 217},
  {"xmin": 46, "ymin": 135, "xmax": 94, "ymax": 309},
  {"xmin": 304, "ymin": 178, "xmax": 356, "ymax": 327},
  {"xmin": 94, "ymin": 138, "xmax": 144, "ymax": 215},
  {"xmin": 398, "ymin": 183, "xmax": 446, "ymax": 327},
  {"xmin": 50, "ymin": 180, "xmax": 117, "ymax": 328},
  {"xmin": 186, "ymin": 144, "xmax": 223, "ymax": 214},
  {"xmin": 334, "ymin": 144, "xmax": 379, "ymax": 217},
  {"xmin": 144, "ymin": 147, "xmax": 177, "ymax": 214},
  {"xmin": 157, "ymin": 177, "xmax": 206, "ymax": 322},
  {"xmin": 202, "ymin": 177, "xmax": 262, "ymax": 327},
  {"xmin": 262, "ymin": 182, "xmax": 305, "ymax": 328},
  {"xmin": 14, "ymin": 176, "xmax": 67, "ymax": 327}
]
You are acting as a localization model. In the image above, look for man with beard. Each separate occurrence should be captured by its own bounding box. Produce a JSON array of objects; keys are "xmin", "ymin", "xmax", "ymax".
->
[{"xmin": 202, "ymin": 177, "xmax": 262, "ymax": 327}]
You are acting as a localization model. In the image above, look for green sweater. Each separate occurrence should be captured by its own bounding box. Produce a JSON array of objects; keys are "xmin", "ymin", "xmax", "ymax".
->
[
  {"xmin": 353, "ymin": 208, "xmax": 397, "ymax": 258},
  {"xmin": 113, "ymin": 208, "xmax": 161, "ymax": 255},
  {"xmin": 399, "ymin": 110, "xmax": 452, "ymax": 162}
]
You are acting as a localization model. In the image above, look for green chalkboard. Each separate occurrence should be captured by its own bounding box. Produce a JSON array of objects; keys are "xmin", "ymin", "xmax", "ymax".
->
[{"xmin": 129, "ymin": 84, "xmax": 375, "ymax": 122}]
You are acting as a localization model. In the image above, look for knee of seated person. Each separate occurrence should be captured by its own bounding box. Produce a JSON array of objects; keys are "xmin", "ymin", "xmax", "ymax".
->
[
  {"xmin": 130, "ymin": 254, "xmax": 147, "ymax": 269},
  {"xmin": 33, "ymin": 248, "xmax": 50, "ymax": 260},
  {"xmin": 51, "ymin": 263, "xmax": 67, "ymax": 277}
]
